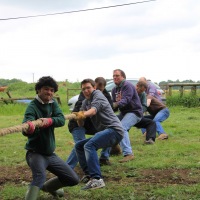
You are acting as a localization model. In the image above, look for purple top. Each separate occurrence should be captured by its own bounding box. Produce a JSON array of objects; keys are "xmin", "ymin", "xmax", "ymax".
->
[
  {"xmin": 112, "ymin": 80, "xmax": 143, "ymax": 117},
  {"xmin": 146, "ymin": 81, "xmax": 162, "ymax": 102}
]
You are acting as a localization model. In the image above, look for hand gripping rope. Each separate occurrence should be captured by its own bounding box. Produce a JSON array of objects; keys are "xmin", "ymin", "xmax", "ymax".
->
[{"xmin": 0, "ymin": 113, "xmax": 77, "ymax": 136}]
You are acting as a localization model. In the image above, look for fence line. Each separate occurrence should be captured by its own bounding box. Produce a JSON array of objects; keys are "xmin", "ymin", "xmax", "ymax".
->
[{"xmin": 159, "ymin": 83, "xmax": 200, "ymax": 96}]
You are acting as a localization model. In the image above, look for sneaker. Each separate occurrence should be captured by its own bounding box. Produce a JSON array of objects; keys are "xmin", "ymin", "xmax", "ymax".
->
[
  {"xmin": 119, "ymin": 154, "xmax": 134, "ymax": 163},
  {"xmin": 157, "ymin": 133, "xmax": 168, "ymax": 140},
  {"xmin": 99, "ymin": 159, "xmax": 111, "ymax": 166},
  {"xmin": 144, "ymin": 138, "xmax": 155, "ymax": 145},
  {"xmin": 81, "ymin": 178, "xmax": 105, "ymax": 190},
  {"xmin": 80, "ymin": 175, "xmax": 90, "ymax": 183}
]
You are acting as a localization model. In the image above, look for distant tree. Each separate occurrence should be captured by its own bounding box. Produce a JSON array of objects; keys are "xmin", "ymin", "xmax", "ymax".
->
[{"xmin": 0, "ymin": 78, "xmax": 24, "ymax": 86}]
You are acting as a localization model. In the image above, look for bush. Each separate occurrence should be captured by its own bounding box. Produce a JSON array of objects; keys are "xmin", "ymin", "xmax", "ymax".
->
[{"xmin": 167, "ymin": 94, "xmax": 200, "ymax": 107}]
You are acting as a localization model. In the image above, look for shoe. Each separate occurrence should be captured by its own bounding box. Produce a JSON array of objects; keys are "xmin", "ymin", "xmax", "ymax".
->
[
  {"xmin": 110, "ymin": 144, "xmax": 122, "ymax": 155},
  {"xmin": 157, "ymin": 133, "xmax": 168, "ymax": 140},
  {"xmin": 80, "ymin": 175, "xmax": 90, "ymax": 183},
  {"xmin": 119, "ymin": 154, "xmax": 134, "ymax": 163},
  {"xmin": 81, "ymin": 178, "xmax": 105, "ymax": 190},
  {"xmin": 144, "ymin": 138, "xmax": 155, "ymax": 144},
  {"xmin": 99, "ymin": 159, "xmax": 111, "ymax": 166}
]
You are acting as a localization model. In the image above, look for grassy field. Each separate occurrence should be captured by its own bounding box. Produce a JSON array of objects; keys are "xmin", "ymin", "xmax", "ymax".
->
[{"xmin": 0, "ymin": 103, "xmax": 200, "ymax": 199}]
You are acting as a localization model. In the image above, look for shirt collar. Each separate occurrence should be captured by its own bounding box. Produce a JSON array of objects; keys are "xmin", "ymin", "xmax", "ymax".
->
[{"xmin": 36, "ymin": 95, "xmax": 54, "ymax": 104}]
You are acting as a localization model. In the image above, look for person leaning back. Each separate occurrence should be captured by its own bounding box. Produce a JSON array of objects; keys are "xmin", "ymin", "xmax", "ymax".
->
[{"xmin": 22, "ymin": 76, "xmax": 79, "ymax": 200}]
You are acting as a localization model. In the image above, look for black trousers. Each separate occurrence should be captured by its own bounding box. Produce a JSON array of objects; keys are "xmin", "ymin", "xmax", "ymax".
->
[{"xmin": 134, "ymin": 117, "xmax": 156, "ymax": 141}]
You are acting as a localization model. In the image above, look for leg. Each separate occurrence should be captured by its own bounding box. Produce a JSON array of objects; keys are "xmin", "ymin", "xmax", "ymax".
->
[
  {"xmin": 66, "ymin": 127, "xmax": 86, "ymax": 169},
  {"xmin": 119, "ymin": 113, "xmax": 141, "ymax": 157},
  {"xmin": 26, "ymin": 151, "xmax": 48, "ymax": 188},
  {"xmin": 141, "ymin": 115, "xmax": 154, "ymax": 134},
  {"xmin": 153, "ymin": 108, "xmax": 170, "ymax": 135},
  {"xmin": 135, "ymin": 117, "xmax": 156, "ymax": 141},
  {"xmin": 25, "ymin": 151, "xmax": 48, "ymax": 199},
  {"xmin": 75, "ymin": 138, "xmax": 92, "ymax": 176},
  {"xmin": 47, "ymin": 153, "xmax": 79, "ymax": 186},
  {"xmin": 79, "ymin": 128, "xmax": 122, "ymax": 179},
  {"xmin": 99, "ymin": 147, "xmax": 111, "ymax": 165},
  {"xmin": 25, "ymin": 185, "xmax": 40, "ymax": 200}
]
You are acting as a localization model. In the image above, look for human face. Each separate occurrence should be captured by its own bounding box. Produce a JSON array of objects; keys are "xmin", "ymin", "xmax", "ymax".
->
[
  {"xmin": 113, "ymin": 70, "xmax": 124, "ymax": 85},
  {"xmin": 136, "ymin": 85, "xmax": 146, "ymax": 94},
  {"xmin": 37, "ymin": 86, "xmax": 54, "ymax": 103},
  {"xmin": 81, "ymin": 82, "xmax": 95, "ymax": 99}
]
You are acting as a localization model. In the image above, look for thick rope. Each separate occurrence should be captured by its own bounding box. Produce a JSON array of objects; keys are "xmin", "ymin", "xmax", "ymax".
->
[{"xmin": 0, "ymin": 113, "xmax": 77, "ymax": 136}]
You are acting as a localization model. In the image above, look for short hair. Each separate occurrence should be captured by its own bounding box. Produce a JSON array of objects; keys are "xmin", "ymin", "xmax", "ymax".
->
[
  {"xmin": 81, "ymin": 78, "xmax": 96, "ymax": 88},
  {"xmin": 35, "ymin": 76, "xmax": 58, "ymax": 94},
  {"xmin": 137, "ymin": 80, "xmax": 148, "ymax": 89},
  {"xmin": 113, "ymin": 69, "xmax": 126, "ymax": 79},
  {"xmin": 95, "ymin": 77, "xmax": 106, "ymax": 87}
]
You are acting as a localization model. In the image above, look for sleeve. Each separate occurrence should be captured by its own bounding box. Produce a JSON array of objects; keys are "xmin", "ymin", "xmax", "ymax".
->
[
  {"xmin": 51, "ymin": 101, "xmax": 65, "ymax": 127},
  {"xmin": 140, "ymin": 92, "xmax": 147, "ymax": 113}
]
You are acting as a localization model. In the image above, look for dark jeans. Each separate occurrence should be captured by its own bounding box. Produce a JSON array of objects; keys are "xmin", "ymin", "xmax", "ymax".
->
[
  {"xmin": 26, "ymin": 151, "xmax": 79, "ymax": 188},
  {"xmin": 135, "ymin": 117, "xmax": 156, "ymax": 141}
]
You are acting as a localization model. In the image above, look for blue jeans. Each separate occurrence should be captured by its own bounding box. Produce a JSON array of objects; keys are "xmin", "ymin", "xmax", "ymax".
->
[
  {"xmin": 26, "ymin": 151, "xmax": 79, "ymax": 188},
  {"xmin": 67, "ymin": 127, "xmax": 111, "ymax": 169},
  {"xmin": 142, "ymin": 108, "xmax": 170, "ymax": 135},
  {"xmin": 67, "ymin": 127, "xmax": 86, "ymax": 169},
  {"xmin": 118, "ymin": 113, "xmax": 141, "ymax": 156},
  {"xmin": 75, "ymin": 128, "xmax": 123, "ymax": 179}
]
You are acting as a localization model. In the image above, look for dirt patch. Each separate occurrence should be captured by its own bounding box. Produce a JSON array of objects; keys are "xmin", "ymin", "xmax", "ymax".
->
[{"xmin": 0, "ymin": 166, "xmax": 199, "ymax": 187}]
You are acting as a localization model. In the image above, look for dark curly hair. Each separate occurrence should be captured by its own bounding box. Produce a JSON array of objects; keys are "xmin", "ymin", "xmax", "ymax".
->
[{"xmin": 35, "ymin": 76, "xmax": 58, "ymax": 94}]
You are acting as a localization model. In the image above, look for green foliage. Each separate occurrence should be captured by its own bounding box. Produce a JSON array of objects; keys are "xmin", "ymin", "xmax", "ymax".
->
[
  {"xmin": 7, "ymin": 82, "xmax": 35, "ymax": 96},
  {"xmin": 0, "ymin": 78, "xmax": 23, "ymax": 86},
  {"xmin": 167, "ymin": 94, "xmax": 200, "ymax": 107}
]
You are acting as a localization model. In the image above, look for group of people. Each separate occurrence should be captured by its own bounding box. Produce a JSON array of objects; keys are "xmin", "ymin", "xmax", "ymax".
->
[{"xmin": 22, "ymin": 70, "xmax": 170, "ymax": 199}]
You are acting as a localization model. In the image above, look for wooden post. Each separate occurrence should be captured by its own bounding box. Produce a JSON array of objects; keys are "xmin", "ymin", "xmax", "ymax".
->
[
  {"xmin": 180, "ymin": 86, "xmax": 183, "ymax": 97},
  {"xmin": 191, "ymin": 86, "xmax": 196, "ymax": 95},
  {"xmin": 169, "ymin": 86, "xmax": 172, "ymax": 96}
]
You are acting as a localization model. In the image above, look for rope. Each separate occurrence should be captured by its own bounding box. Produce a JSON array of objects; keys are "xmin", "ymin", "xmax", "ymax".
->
[{"xmin": 0, "ymin": 113, "xmax": 77, "ymax": 136}]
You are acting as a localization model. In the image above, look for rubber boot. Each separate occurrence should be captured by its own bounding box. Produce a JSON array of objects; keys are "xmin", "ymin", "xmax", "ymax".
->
[
  {"xmin": 25, "ymin": 185, "xmax": 40, "ymax": 200},
  {"xmin": 42, "ymin": 177, "xmax": 64, "ymax": 197}
]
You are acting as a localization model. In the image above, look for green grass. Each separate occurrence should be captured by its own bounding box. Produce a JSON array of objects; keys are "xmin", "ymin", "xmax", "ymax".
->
[
  {"xmin": 0, "ymin": 83, "xmax": 200, "ymax": 199},
  {"xmin": 0, "ymin": 106, "xmax": 200, "ymax": 200}
]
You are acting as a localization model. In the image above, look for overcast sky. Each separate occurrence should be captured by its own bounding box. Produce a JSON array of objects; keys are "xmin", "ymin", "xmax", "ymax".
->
[{"xmin": 0, "ymin": 0, "xmax": 200, "ymax": 83}]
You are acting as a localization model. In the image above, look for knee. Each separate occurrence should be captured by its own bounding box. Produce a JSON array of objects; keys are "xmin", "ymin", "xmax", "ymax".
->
[
  {"xmin": 71, "ymin": 175, "xmax": 80, "ymax": 186},
  {"xmin": 75, "ymin": 141, "xmax": 82, "ymax": 151},
  {"xmin": 32, "ymin": 173, "xmax": 46, "ymax": 188},
  {"xmin": 84, "ymin": 140, "xmax": 95, "ymax": 152},
  {"xmin": 62, "ymin": 174, "xmax": 80, "ymax": 186}
]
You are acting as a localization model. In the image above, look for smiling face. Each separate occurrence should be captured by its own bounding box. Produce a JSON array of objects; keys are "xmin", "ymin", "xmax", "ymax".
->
[
  {"xmin": 81, "ymin": 82, "xmax": 95, "ymax": 99},
  {"xmin": 37, "ymin": 86, "xmax": 54, "ymax": 103}
]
